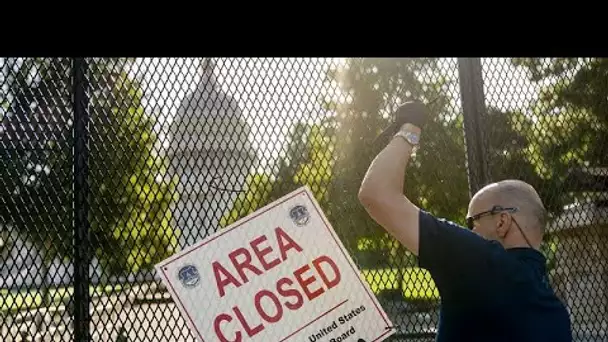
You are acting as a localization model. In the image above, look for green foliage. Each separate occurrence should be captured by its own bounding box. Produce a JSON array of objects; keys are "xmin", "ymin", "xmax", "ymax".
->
[
  {"xmin": 220, "ymin": 122, "xmax": 334, "ymax": 228},
  {"xmin": 512, "ymin": 58, "xmax": 608, "ymax": 196},
  {"xmin": 219, "ymin": 173, "xmax": 274, "ymax": 227},
  {"xmin": 221, "ymin": 58, "xmax": 596, "ymax": 290},
  {"xmin": 0, "ymin": 58, "xmax": 179, "ymax": 276},
  {"xmin": 323, "ymin": 58, "xmax": 469, "ymax": 265},
  {"xmin": 507, "ymin": 58, "xmax": 608, "ymax": 271},
  {"xmin": 221, "ymin": 59, "xmax": 468, "ymax": 293},
  {"xmin": 361, "ymin": 267, "xmax": 439, "ymax": 300},
  {"xmin": 0, "ymin": 58, "xmax": 74, "ymax": 261},
  {"xmin": 482, "ymin": 107, "xmax": 564, "ymax": 214},
  {"xmin": 0, "ymin": 284, "xmax": 123, "ymax": 314}
]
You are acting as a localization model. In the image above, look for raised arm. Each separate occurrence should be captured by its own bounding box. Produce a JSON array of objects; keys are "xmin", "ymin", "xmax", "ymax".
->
[{"xmin": 357, "ymin": 101, "xmax": 427, "ymax": 256}]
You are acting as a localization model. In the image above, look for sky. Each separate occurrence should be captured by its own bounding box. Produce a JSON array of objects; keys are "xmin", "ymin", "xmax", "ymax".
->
[
  {"xmin": 130, "ymin": 58, "xmax": 346, "ymax": 169},
  {"xmin": 0, "ymin": 57, "xmax": 546, "ymax": 170},
  {"xmin": 130, "ymin": 57, "xmax": 544, "ymax": 170}
]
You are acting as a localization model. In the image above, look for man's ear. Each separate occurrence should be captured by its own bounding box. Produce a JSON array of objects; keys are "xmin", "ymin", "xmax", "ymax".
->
[{"xmin": 496, "ymin": 213, "xmax": 510, "ymax": 238}]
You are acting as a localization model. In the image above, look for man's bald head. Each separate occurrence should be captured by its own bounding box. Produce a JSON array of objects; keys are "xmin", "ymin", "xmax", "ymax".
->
[{"xmin": 473, "ymin": 179, "xmax": 547, "ymax": 236}]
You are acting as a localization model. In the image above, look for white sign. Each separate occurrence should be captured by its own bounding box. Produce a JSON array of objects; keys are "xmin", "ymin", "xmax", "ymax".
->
[{"xmin": 156, "ymin": 186, "xmax": 395, "ymax": 342}]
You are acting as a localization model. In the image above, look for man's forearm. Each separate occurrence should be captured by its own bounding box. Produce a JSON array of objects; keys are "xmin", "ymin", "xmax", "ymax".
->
[
  {"xmin": 360, "ymin": 136, "xmax": 413, "ymax": 196},
  {"xmin": 358, "ymin": 124, "xmax": 422, "ymax": 254},
  {"xmin": 359, "ymin": 124, "xmax": 420, "ymax": 198}
]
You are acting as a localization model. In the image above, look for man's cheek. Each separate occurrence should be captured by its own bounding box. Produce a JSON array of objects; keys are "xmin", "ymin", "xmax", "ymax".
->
[{"xmin": 477, "ymin": 228, "xmax": 492, "ymax": 240}]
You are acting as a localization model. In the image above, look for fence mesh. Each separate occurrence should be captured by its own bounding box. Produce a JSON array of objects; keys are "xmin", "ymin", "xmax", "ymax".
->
[{"xmin": 0, "ymin": 57, "xmax": 606, "ymax": 342}]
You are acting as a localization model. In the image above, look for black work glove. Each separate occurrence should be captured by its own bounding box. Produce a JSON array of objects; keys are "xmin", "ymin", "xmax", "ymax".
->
[
  {"xmin": 394, "ymin": 100, "xmax": 428, "ymax": 129},
  {"xmin": 373, "ymin": 100, "xmax": 429, "ymax": 147}
]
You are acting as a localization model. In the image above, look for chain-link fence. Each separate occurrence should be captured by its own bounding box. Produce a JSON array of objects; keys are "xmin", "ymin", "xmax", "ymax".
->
[{"xmin": 0, "ymin": 57, "xmax": 606, "ymax": 341}]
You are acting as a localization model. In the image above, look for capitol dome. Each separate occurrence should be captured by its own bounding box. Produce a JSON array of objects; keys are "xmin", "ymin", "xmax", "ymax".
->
[{"xmin": 167, "ymin": 59, "xmax": 257, "ymax": 246}]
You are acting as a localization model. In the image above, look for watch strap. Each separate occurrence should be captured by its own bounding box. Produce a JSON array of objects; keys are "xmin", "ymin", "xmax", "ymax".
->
[{"xmin": 394, "ymin": 130, "xmax": 419, "ymax": 147}]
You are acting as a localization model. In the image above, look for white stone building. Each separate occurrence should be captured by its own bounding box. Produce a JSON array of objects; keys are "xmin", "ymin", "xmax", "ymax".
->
[{"xmin": 167, "ymin": 59, "xmax": 257, "ymax": 248}]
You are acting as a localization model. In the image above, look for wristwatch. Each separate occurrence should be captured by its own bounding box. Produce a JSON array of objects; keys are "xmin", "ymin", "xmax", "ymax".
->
[{"xmin": 394, "ymin": 130, "xmax": 420, "ymax": 147}]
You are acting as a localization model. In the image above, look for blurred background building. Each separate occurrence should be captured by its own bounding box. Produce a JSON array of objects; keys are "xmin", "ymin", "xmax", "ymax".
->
[{"xmin": 166, "ymin": 59, "xmax": 258, "ymax": 248}]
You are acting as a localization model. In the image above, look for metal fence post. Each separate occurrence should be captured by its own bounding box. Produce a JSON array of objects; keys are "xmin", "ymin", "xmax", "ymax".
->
[
  {"xmin": 73, "ymin": 57, "xmax": 91, "ymax": 342},
  {"xmin": 457, "ymin": 57, "xmax": 490, "ymax": 197}
]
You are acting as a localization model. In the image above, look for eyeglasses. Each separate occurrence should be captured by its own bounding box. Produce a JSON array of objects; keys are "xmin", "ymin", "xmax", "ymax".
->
[
  {"xmin": 465, "ymin": 205, "xmax": 519, "ymax": 230},
  {"xmin": 466, "ymin": 205, "xmax": 535, "ymax": 248}
]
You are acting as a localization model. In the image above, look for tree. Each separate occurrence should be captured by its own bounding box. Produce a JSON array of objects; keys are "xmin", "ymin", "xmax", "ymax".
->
[
  {"xmin": 1, "ymin": 58, "xmax": 75, "ymax": 297},
  {"xmin": 482, "ymin": 107, "xmax": 564, "ymax": 213},
  {"xmin": 220, "ymin": 58, "xmax": 466, "ymax": 302},
  {"xmin": 219, "ymin": 58, "xmax": 564, "ymax": 300},
  {"xmin": 220, "ymin": 122, "xmax": 334, "ymax": 227},
  {"xmin": 0, "ymin": 58, "xmax": 179, "ymax": 282},
  {"xmin": 221, "ymin": 58, "xmax": 468, "ymax": 265},
  {"xmin": 323, "ymin": 58, "xmax": 469, "ymax": 268},
  {"xmin": 481, "ymin": 106, "xmax": 561, "ymax": 271},
  {"xmin": 506, "ymin": 58, "xmax": 608, "ymax": 276},
  {"xmin": 511, "ymin": 58, "xmax": 608, "ymax": 206}
]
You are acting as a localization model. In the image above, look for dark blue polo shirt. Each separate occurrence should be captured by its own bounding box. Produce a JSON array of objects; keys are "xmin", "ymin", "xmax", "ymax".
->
[{"xmin": 418, "ymin": 209, "xmax": 572, "ymax": 342}]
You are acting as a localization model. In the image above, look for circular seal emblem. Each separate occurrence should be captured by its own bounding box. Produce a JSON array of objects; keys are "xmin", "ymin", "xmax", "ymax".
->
[
  {"xmin": 177, "ymin": 264, "xmax": 200, "ymax": 288},
  {"xmin": 289, "ymin": 204, "xmax": 310, "ymax": 226}
]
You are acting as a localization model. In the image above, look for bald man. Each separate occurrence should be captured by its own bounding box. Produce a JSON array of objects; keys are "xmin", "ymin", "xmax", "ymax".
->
[{"xmin": 358, "ymin": 103, "xmax": 572, "ymax": 341}]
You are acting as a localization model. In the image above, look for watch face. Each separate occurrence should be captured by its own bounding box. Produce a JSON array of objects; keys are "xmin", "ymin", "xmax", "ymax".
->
[{"xmin": 406, "ymin": 132, "xmax": 420, "ymax": 145}]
